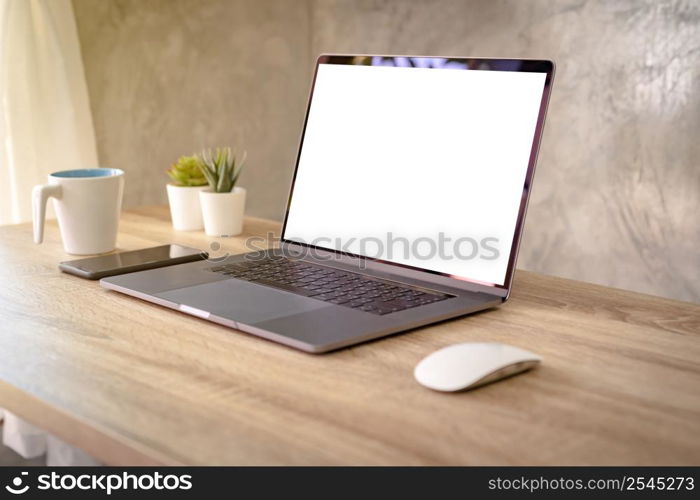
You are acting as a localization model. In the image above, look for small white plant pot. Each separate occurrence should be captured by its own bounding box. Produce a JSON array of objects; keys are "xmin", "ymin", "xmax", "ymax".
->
[
  {"xmin": 166, "ymin": 184, "xmax": 208, "ymax": 231},
  {"xmin": 199, "ymin": 187, "xmax": 246, "ymax": 237}
]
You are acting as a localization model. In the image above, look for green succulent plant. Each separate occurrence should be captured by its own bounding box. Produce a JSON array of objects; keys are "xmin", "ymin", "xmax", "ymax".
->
[
  {"xmin": 198, "ymin": 147, "xmax": 246, "ymax": 193},
  {"xmin": 166, "ymin": 155, "xmax": 207, "ymax": 187}
]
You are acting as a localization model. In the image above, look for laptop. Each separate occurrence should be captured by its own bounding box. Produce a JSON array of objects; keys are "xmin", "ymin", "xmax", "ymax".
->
[{"xmin": 101, "ymin": 55, "xmax": 554, "ymax": 353}]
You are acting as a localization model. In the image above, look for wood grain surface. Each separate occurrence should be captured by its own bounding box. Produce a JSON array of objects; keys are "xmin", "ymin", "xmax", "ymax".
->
[{"xmin": 1, "ymin": 206, "xmax": 699, "ymax": 465}]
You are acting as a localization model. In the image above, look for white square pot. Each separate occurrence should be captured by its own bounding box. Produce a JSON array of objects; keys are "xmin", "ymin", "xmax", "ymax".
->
[
  {"xmin": 166, "ymin": 184, "xmax": 208, "ymax": 231},
  {"xmin": 199, "ymin": 187, "xmax": 246, "ymax": 237}
]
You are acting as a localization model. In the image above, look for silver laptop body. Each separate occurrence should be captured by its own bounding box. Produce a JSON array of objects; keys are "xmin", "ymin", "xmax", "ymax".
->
[{"xmin": 101, "ymin": 55, "xmax": 554, "ymax": 353}]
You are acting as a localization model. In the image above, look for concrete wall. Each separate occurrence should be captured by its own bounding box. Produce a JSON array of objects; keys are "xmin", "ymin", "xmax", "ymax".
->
[
  {"xmin": 72, "ymin": 0, "xmax": 700, "ymax": 302},
  {"xmin": 72, "ymin": 0, "xmax": 311, "ymax": 220}
]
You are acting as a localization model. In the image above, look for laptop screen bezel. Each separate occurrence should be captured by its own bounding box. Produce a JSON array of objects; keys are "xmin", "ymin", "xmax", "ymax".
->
[{"xmin": 279, "ymin": 54, "xmax": 555, "ymax": 293}]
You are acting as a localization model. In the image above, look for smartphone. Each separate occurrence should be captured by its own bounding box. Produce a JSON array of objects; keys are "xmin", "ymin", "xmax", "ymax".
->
[{"xmin": 59, "ymin": 244, "xmax": 207, "ymax": 280}]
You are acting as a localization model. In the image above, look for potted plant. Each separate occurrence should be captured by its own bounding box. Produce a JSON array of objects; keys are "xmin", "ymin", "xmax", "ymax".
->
[
  {"xmin": 166, "ymin": 155, "xmax": 208, "ymax": 231},
  {"xmin": 198, "ymin": 147, "xmax": 247, "ymax": 237}
]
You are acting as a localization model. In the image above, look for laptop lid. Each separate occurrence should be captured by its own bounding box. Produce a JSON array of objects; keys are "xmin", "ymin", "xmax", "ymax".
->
[{"xmin": 280, "ymin": 55, "xmax": 554, "ymax": 298}]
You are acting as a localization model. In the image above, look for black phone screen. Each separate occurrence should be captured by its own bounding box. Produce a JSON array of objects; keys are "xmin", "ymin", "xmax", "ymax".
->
[{"xmin": 66, "ymin": 245, "xmax": 203, "ymax": 273}]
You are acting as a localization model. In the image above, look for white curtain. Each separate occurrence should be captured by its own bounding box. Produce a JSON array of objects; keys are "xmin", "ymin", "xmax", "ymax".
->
[{"xmin": 0, "ymin": 0, "xmax": 97, "ymax": 225}]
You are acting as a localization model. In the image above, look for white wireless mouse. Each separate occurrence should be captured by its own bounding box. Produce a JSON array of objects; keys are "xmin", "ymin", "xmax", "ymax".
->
[{"xmin": 414, "ymin": 342, "xmax": 542, "ymax": 392}]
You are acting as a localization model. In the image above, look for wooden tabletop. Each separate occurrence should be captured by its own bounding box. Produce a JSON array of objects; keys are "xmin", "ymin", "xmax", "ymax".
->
[{"xmin": 1, "ymin": 206, "xmax": 699, "ymax": 465}]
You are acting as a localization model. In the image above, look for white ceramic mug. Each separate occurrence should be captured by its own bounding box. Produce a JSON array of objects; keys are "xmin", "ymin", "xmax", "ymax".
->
[{"xmin": 33, "ymin": 168, "xmax": 125, "ymax": 255}]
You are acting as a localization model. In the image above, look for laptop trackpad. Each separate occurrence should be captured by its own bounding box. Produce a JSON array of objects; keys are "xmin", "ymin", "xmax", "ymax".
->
[{"xmin": 156, "ymin": 278, "xmax": 328, "ymax": 324}]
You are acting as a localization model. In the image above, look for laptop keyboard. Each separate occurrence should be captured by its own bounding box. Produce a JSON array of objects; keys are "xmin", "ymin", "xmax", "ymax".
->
[{"xmin": 209, "ymin": 256, "xmax": 452, "ymax": 315}]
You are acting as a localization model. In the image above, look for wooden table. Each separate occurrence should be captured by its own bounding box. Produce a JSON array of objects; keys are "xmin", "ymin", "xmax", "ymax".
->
[{"xmin": 0, "ymin": 206, "xmax": 699, "ymax": 465}]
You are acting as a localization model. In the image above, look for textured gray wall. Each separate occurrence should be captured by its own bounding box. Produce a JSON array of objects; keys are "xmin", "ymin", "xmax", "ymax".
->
[
  {"xmin": 73, "ymin": 0, "xmax": 700, "ymax": 302},
  {"xmin": 72, "ymin": 0, "xmax": 310, "ymax": 220}
]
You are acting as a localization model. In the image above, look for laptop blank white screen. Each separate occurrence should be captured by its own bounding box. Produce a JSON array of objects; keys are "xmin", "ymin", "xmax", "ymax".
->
[{"xmin": 283, "ymin": 61, "xmax": 547, "ymax": 286}]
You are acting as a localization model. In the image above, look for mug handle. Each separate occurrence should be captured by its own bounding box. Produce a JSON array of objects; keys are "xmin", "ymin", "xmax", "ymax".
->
[{"xmin": 32, "ymin": 184, "xmax": 62, "ymax": 244}]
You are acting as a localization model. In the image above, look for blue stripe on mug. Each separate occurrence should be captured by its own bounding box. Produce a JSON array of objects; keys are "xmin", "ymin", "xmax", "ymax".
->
[{"xmin": 51, "ymin": 168, "xmax": 121, "ymax": 178}]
